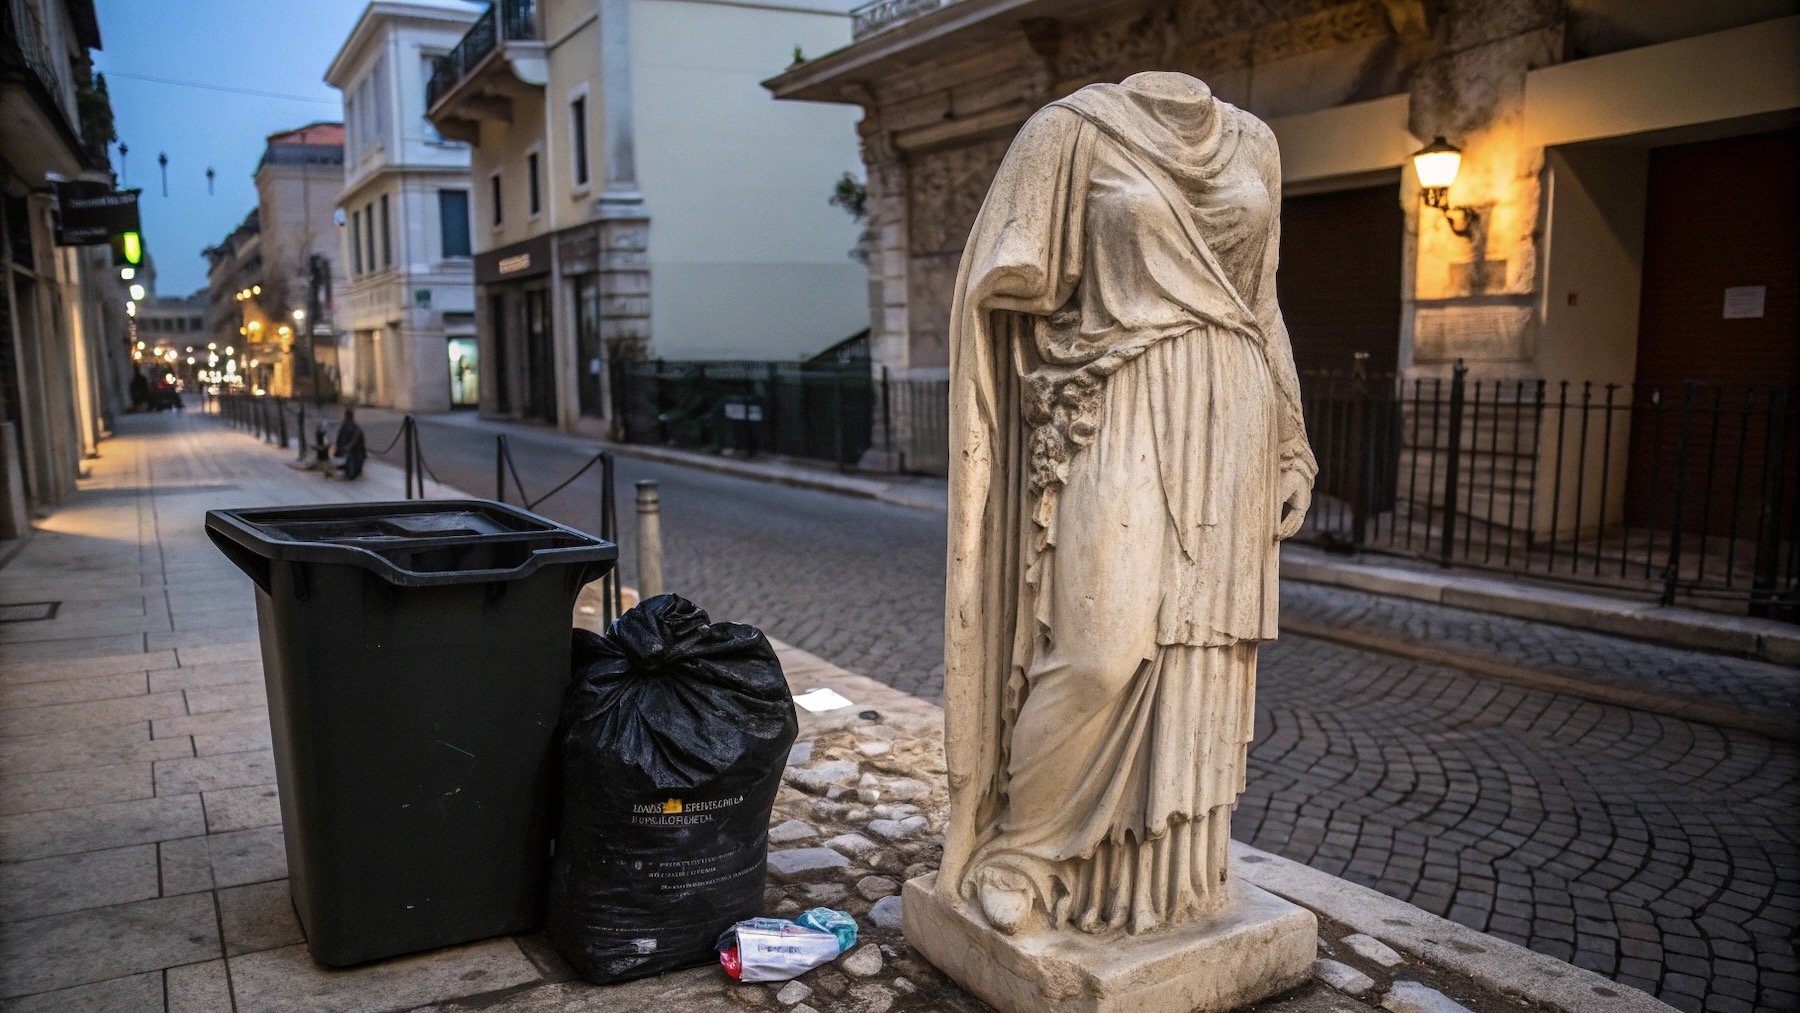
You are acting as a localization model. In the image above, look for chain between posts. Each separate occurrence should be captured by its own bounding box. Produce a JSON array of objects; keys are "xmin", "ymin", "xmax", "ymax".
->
[
  {"xmin": 491, "ymin": 434, "xmax": 626, "ymax": 625},
  {"xmin": 205, "ymin": 402, "xmax": 644, "ymax": 625}
]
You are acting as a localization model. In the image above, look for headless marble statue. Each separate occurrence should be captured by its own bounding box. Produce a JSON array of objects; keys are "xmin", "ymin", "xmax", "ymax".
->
[{"xmin": 939, "ymin": 71, "xmax": 1316, "ymax": 939}]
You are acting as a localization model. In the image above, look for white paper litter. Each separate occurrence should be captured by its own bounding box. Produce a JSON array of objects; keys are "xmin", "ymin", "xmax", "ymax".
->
[{"xmin": 793, "ymin": 688, "xmax": 855, "ymax": 713}]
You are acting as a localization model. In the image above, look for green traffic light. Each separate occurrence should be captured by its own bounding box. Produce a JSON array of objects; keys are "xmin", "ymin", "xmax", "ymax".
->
[{"xmin": 120, "ymin": 231, "xmax": 142, "ymax": 265}]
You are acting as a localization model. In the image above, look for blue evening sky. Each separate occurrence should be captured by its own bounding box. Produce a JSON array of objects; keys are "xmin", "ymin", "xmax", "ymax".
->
[{"xmin": 92, "ymin": 0, "xmax": 371, "ymax": 296}]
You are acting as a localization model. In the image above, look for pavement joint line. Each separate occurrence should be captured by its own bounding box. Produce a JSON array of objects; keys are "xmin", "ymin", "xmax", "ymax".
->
[{"xmin": 1281, "ymin": 617, "xmax": 1800, "ymax": 743}]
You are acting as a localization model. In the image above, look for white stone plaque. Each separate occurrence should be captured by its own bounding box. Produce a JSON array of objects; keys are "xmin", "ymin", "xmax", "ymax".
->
[{"xmin": 1723, "ymin": 286, "xmax": 1766, "ymax": 319}]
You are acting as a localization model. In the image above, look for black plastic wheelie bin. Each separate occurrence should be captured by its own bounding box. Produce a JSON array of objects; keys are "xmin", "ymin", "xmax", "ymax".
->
[{"xmin": 205, "ymin": 500, "xmax": 616, "ymax": 966}]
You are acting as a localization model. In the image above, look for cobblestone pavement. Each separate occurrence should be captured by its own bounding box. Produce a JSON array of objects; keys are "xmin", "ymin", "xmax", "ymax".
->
[
  {"xmin": 1246, "ymin": 634, "xmax": 1800, "ymax": 1012},
  {"xmin": 369, "ymin": 413, "xmax": 1800, "ymax": 1011}
]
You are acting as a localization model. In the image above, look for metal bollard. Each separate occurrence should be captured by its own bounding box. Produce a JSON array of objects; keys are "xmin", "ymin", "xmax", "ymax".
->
[{"xmin": 635, "ymin": 479, "xmax": 663, "ymax": 599}]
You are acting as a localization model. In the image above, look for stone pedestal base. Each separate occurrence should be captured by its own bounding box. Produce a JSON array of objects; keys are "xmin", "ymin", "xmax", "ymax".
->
[{"xmin": 902, "ymin": 869, "xmax": 1316, "ymax": 1013}]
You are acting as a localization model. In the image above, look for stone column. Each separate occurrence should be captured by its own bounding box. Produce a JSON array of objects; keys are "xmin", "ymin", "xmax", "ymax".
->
[
  {"xmin": 592, "ymin": 0, "xmax": 651, "ymax": 425},
  {"xmin": 1403, "ymin": 4, "xmax": 1561, "ymax": 375},
  {"xmin": 1400, "ymin": 3, "xmax": 1563, "ymax": 537},
  {"xmin": 857, "ymin": 122, "xmax": 910, "ymax": 471}
]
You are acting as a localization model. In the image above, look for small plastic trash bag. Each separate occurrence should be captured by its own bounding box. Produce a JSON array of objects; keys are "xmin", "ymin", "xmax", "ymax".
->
[
  {"xmin": 717, "ymin": 908, "xmax": 859, "ymax": 983},
  {"xmin": 547, "ymin": 594, "xmax": 799, "ymax": 984}
]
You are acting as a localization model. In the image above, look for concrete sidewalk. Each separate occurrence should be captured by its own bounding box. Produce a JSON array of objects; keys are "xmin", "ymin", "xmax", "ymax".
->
[{"xmin": 0, "ymin": 413, "xmax": 1669, "ymax": 1012}]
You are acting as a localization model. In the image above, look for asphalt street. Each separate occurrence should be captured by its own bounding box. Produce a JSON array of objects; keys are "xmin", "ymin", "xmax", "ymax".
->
[{"xmin": 355, "ymin": 411, "xmax": 1796, "ymax": 1012}]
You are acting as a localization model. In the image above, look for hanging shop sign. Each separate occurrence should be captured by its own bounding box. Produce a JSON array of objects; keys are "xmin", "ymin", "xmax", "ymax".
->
[{"xmin": 53, "ymin": 181, "xmax": 141, "ymax": 246}]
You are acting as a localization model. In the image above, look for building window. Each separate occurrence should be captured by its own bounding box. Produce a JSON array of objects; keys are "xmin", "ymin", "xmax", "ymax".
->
[
  {"xmin": 380, "ymin": 194, "xmax": 392, "ymax": 268},
  {"xmin": 527, "ymin": 151, "xmax": 541, "ymax": 217},
  {"xmin": 351, "ymin": 211, "xmax": 363, "ymax": 274},
  {"xmin": 439, "ymin": 189, "xmax": 470, "ymax": 258},
  {"xmin": 571, "ymin": 95, "xmax": 589, "ymax": 189},
  {"xmin": 420, "ymin": 52, "xmax": 444, "ymax": 143},
  {"xmin": 363, "ymin": 203, "xmax": 376, "ymax": 271},
  {"xmin": 491, "ymin": 173, "xmax": 502, "ymax": 227}
]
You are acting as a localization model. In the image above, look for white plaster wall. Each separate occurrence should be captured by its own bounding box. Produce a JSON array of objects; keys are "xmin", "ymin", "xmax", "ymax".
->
[
  {"xmin": 1523, "ymin": 15, "xmax": 1800, "ymax": 149},
  {"xmin": 469, "ymin": 89, "xmax": 552, "ymax": 254},
  {"xmin": 629, "ymin": 0, "xmax": 867, "ymax": 360},
  {"xmin": 1527, "ymin": 143, "xmax": 1650, "ymax": 536}
]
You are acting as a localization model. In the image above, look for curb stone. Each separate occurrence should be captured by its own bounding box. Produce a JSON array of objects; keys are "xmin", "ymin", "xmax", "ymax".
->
[
  {"xmin": 1282, "ymin": 546, "xmax": 1800, "ymax": 666},
  {"xmin": 1234, "ymin": 842, "xmax": 1676, "ymax": 1013}
]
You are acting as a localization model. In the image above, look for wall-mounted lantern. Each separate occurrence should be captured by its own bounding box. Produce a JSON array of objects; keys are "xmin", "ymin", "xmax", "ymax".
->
[{"xmin": 1412, "ymin": 136, "xmax": 1479, "ymax": 237}]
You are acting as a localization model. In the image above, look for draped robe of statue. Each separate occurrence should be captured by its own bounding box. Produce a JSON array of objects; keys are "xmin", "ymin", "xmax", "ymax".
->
[{"xmin": 940, "ymin": 73, "xmax": 1317, "ymax": 937}]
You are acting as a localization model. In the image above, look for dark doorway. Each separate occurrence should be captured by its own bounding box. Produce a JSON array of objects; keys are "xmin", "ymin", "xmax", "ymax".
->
[
  {"xmin": 489, "ymin": 292, "xmax": 510, "ymax": 415},
  {"xmin": 574, "ymin": 274, "xmax": 604, "ymax": 418},
  {"xmin": 1278, "ymin": 183, "xmax": 1405, "ymax": 375},
  {"xmin": 1627, "ymin": 128, "xmax": 1799, "ymax": 538},
  {"xmin": 1633, "ymin": 128, "xmax": 1798, "ymax": 392},
  {"xmin": 524, "ymin": 286, "xmax": 555, "ymax": 425}
]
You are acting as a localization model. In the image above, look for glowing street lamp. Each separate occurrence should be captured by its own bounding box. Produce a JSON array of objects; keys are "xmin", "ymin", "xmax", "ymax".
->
[{"xmin": 1411, "ymin": 136, "xmax": 1478, "ymax": 237}]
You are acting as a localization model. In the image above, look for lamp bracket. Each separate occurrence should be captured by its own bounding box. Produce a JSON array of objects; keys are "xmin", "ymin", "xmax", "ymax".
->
[{"xmin": 1421, "ymin": 187, "xmax": 1479, "ymax": 237}]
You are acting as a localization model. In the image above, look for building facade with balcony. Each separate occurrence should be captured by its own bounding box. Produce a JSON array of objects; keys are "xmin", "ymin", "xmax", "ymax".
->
[
  {"xmin": 204, "ymin": 126, "xmax": 349, "ymax": 400},
  {"xmin": 328, "ymin": 0, "xmax": 483, "ymax": 412},
  {"xmin": 255, "ymin": 124, "xmax": 349, "ymax": 401},
  {"xmin": 425, "ymin": 0, "xmax": 866, "ymax": 434},
  {"xmin": 202, "ymin": 210, "xmax": 265, "ymax": 388},
  {"xmin": 766, "ymin": 0, "xmax": 1800, "ymax": 614},
  {"xmin": 1, "ymin": 0, "xmax": 130, "ymax": 540}
]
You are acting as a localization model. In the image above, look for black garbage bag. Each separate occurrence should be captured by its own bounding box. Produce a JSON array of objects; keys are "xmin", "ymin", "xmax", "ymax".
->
[{"xmin": 547, "ymin": 594, "xmax": 798, "ymax": 984}]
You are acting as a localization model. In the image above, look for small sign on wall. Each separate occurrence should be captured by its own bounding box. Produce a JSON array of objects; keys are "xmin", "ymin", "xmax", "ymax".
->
[{"xmin": 1723, "ymin": 286, "xmax": 1766, "ymax": 319}]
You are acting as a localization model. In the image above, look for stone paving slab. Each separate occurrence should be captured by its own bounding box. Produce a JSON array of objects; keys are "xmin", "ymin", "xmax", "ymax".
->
[
  {"xmin": 218, "ymin": 879, "xmax": 305, "ymax": 956},
  {"xmin": 1, "ymin": 969, "xmax": 165, "ymax": 1012},
  {"xmin": 0, "ymin": 722, "xmax": 196, "ymax": 775},
  {"xmin": 0, "ymin": 844, "xmax": 161, "ymax": 922},
  {"xmin": 0, "ymin": 891, "xmax": 220, "ymax": 998},
  {"xmin": 0, "ymin": 793, "xmax": 206, "ymax": 862},
  {"xmin": 0, "ymin": 670, "xmax": 152, "ymax": 710},
  {"xmin": 0, "ymin": 759, "xmax": 153, "ymax": 816},
  {"xmin": 0, "ymin": 650, "xmax": 177, "ymax": 686},
  {"xmin": 158, "ymin": 825, "xmax": 290, "ymax": 894},
  {"xmin": 167, "ymin": 959, "xmax": 235, "ymax": 1013},
  {"xmin": 227, "ymin": 939, "xmax": 542, "ymax": 1013}
]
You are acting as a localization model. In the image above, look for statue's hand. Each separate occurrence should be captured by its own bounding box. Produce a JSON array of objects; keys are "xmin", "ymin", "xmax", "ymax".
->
[{"xmin": 1274, "ymin": 468, "xmax": 1311, "ymax": 541}]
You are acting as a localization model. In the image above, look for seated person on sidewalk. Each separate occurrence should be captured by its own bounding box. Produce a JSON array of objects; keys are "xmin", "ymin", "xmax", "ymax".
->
[{"xmin": 333, "ymin": 409, "xmax": 367, "ymax": 480}]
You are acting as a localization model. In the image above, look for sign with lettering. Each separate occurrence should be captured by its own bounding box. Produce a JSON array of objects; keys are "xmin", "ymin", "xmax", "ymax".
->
[
  {"xmin": 1722, "ymin": 286, "xmax": 1766, "ymax": 320},
  {"xmin": 53, "ymin": 182, "xmax": 140, "ymax": 246}
]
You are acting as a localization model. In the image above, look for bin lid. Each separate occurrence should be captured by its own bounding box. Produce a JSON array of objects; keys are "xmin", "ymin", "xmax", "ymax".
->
[{"xmin": 206, "ymin": 499, "xmax": 617, "ymax": 588}]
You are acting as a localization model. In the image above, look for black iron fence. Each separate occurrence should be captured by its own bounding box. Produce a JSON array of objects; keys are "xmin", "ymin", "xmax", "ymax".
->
[
  {"xmin": 611, "ymin": 359, "xmax": 876, "ymax": 467},
  {"xmin": 1300, "ymin": 360, "xmax": 1799, "ymax": 619},
  {"xmin": 609, "ymin": 359, "xmax": 957, "ymax": 475},
  {"xmin": 211, "ymin": 361, "xmax": 1798, "ymax": 619}
]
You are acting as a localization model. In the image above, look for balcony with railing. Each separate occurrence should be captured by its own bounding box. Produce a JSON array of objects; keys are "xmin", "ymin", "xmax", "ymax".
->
[
  {"xmin": 849, "ymin": 0, "xmax": 950, "ymax": 40},
  {"xmin": 424, "ymin": 0, "xmax": 546, "ymax": 145},
  {"xmin": 1, "ymin": 0, "xmax": 103, "ymax": 174}
]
